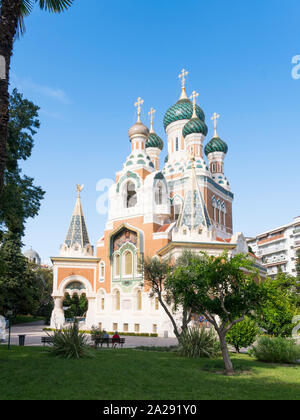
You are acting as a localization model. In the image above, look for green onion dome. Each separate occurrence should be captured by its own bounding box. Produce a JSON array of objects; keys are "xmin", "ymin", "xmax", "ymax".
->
[
  {"xmin": 146, "ymin": 132, "xmax": 164, "ymax": 150},
  {"xmin": 182, "ymin": 117, "xmax": 208, "ymax": 138},
  {"xmin": 204, "ymin": 136, "xmax": 228, "ymax": 156},
  {"xmin": 163, "ymin": 99, "xmax": 205, "ymax": 130}
]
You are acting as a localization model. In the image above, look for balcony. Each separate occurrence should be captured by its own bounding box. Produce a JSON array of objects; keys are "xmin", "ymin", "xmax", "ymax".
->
[{"xmin": 256, "ymin": 245, "xmax": 286, "ymax": 256}]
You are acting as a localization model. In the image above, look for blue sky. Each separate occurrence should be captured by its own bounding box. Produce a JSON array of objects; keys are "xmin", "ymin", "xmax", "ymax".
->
[{"xmin": 11, "ymin": 0, "xmax": 300, "ymax": 262}]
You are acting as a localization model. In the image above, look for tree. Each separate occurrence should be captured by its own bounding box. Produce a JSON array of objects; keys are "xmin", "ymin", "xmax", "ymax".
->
[
  {"xmin": 254, "ymin": 273, "xmax": 299, "ymax": 337},
  {"xmin": 0, "ymin": 231, "xmax": 40, "ymax": 316},
  {"xmin": 0, "ymin": 89, "xmax": 44, "ymax": 238},
  {"xmin": 143, "ymin": 257, "xmax": 192, "ymax": 340},
  {"xmin": 63, "ymin": 293, "xmax": 88, "ymax": 319},
  {"xmin": 167, "ymin": 251, "xmax": 264, "ymax": 375},
  {"xmin": 29, "ymin": 262, "xmax": 53, "ymax": 322},
  {"xmin": 0, "ymin": 0, "xmax": 74, "ymax": 207},
  {"xmin": 226, "ymin": 317, "xmax": 259, "ymax": 353}
]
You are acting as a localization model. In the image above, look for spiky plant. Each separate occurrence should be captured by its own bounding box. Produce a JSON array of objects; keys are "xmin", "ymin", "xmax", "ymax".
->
[
  {"xmin": 48, "ymin": 321, "xmax": 94, "ymax": 359},
  {"xmin": 179, "ymin": 326, "xmax": 220, "ymax": 359}
]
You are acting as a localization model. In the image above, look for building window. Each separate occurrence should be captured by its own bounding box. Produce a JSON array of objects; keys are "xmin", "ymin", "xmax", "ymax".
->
[
  {"xmin": 134, "ymin": 324, "xmax": 140, "ymax": 333},
  {"xmin": 156, "ymin": 183, "xmax": 163, "ymax": 205},
  {"xmin": 113, "ymin": 323, "xmax": 118, "ymax": 332},
  {"xmin": 155, "ymin": 297, "xmax": 159, "ymax": 310},
  {"xmin": 98, "ymin": 322, "xmax": 102, "ymax": 330},
  {"xmin": 137, "ymin": 290, "xmax": 142, "ymax": 311},
  {"xmin": 175, "ymin": 137, "xmax": 179, "ymax": 151},
  {"xmin": 124, "ymin": 251, "xmax": 133, "ymax": 276},
  {"xmin": 153, "ymin": 324, "xmax": 157, "ymax": 334},
  {"xmin": 123, "ymin": 323, "xmax": 129, "ymax": 332},
  {"xmin": 114, "ymin": 254, "xmax": 120, "ymax": 277},
  {"xmin": 126, "ymin": 181, "xmax": 137, "ymax": 208},
  {"xmin": 114, "ymin": 290, "xmax": 120, "ymax": 311},
  {"xmin": 101, "ymin": 298, "xmax": 105, "ymax": 311},
  {"xmin": 100, "ymin": 263, "xmax": 105, "ymax": 280}
]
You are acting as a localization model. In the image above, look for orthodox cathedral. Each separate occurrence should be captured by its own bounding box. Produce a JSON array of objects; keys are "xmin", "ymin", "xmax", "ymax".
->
[{"xmin": 50, "ymin": 70, "xmax": 262, "ymax": 337}]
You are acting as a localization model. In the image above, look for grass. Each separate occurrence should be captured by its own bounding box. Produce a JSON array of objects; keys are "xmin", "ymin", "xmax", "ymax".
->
[
  {"xmin": 0, "ymin": 346, "xmax": 300, "ymax": 400},
  {"xmin": 12, "ymin": 316, "xmax": 45, "ymax": 325}
]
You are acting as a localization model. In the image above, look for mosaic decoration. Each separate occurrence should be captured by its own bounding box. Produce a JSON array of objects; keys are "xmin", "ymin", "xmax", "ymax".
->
[
  {"xmin": 116, "ymin": 171, "xmax": 141, "ymax": 193},
  {"xmin": 113, "ymin": 228, "xmax": 138, "ymax": 252},
  {"xmin": 65, "ymin": 282, "xmax": 86, "ymax": 291},
  {"xmin": 65, "ymin": 214, "xmax": 90, "ymax": 247}
]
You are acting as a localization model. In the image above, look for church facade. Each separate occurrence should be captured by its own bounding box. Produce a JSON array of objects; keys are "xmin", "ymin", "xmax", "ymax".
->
[{"xmin": 50, "ymin": 70, "xmax": 262, "ymax": 337}]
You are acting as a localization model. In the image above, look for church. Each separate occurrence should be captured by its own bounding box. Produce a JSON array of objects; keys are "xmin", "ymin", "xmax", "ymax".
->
[{"xmin": 50, "ymin": 70, "xmax": 262, "ymax": 337}]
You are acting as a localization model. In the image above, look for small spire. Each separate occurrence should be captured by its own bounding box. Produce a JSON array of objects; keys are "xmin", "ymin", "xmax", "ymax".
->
[
  {"xmin": 135, "ymin": 97, "xmax": 144, "ymax": 123},
  {"xmin": 148, "ymin": 108, "xmax": 156, "ymax": 134},
  {"xmin": 178, "ymin": 68, "xmax": 189, "ymax": 100},
  {"xmin": 211, "ymin": 112, "xmax": 220, "ymax": 138},
  {"xmin": 190, "ymin": 90, "xmax": 199, "ymax": 119},
  {"xmin": 64, "ymin": 185, "xmax": 90, "ymax": 248}
]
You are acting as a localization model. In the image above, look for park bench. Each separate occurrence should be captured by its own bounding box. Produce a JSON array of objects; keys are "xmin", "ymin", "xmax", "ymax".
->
[
  {"xmin": 95, "ymin": 337, "xmax": 125, "ymax": 348},
  {"xmin": 41, "ymin": 336, "xmax": 53, "ymax": 346}
]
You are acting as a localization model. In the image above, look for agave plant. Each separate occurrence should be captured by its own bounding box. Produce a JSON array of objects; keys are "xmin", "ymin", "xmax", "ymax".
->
[
  {"xmin": 48, "ymin": 321, "xmax": 93, "ymax": 359},
  {"xmin": 179, "ymin": 326, "xmax": 220, "ymax": 359}
]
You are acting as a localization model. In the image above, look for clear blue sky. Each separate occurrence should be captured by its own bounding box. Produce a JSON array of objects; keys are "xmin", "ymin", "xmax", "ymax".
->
[{"xmin": 11, "ymin": 0, "xmax": 300, "ymax": 263}]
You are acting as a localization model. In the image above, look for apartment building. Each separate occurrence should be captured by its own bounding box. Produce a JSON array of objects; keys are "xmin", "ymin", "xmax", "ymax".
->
[{"xmin": 247, "ymin": 216, "xmax": 300, "ymax": 278}]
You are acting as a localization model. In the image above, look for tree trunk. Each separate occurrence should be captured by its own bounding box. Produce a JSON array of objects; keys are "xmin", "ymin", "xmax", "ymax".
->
[
  {"xmin": 0, "ymin": 0, "xmax": 21, "ymax": 208},
  {"xmin": 218, "ymin": 331, "xmax": 234, "ymax": 375}
]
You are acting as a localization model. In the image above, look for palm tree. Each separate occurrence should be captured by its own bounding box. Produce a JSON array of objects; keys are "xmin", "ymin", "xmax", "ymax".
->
[{"xmin": 0, "ymin": 0, "xmax": 74, "ymax": 207}]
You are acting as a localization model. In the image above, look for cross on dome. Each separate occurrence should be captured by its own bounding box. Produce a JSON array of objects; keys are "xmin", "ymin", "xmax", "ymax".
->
[
  {"xmin": 178, "ymin": 68, "xmax": 189, "ymax": 100},
  {"xmin": 211, "ymin": 112, "xmax": 220, "ymax": 138},
  {"xmin": 135, "ymin": 97, "xmax": 144, "ymax": 122},
  {"xmin": 190, "ymin": 90, "xmax": 199, "ymax": 118},
  {"xmin": 148, "ymin": 107, "xmax": 156, "ymax": 133}
]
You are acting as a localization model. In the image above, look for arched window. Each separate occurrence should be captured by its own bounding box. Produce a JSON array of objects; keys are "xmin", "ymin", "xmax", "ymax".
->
[
  {"xmin": 124, "ymin": 251, "xmax": 133, "ymax": 276},
  {"xmin": 114, "ymin": 254, "xmax": 120, "ymax": 277},
  {"xmin": 155, "ymin": 183, "xmax": 163, "ymax": 205},
  {"xmin": 99, "ymin": 263, "xmax": 105, "ymax": 280},
  {"xmin": 126, "ymin": 181, "xmax": 137, "ymax": 208},
  {"xmin": 175, "ymin": 137, "xmax": 179, "ymax": 151},
  {"xmin": 155, "ymin": 297, "xmax": 159, "ymax": 310},
  {"xmin": 114, "ymin": 290, "xmax": 120, "ymax": 311},
  {"xmin": 137, "ymin": 290, "xmax": 142, "ymax": 311}
]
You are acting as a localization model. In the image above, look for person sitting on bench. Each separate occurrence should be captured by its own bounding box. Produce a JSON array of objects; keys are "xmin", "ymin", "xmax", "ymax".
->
[
  {"xmin": 112, "ymin": 331, "xmax": 120, "ymax": 348},
  {"xmin": 103, "ymin": 330, "xmax": 109, "ymax": 346}
]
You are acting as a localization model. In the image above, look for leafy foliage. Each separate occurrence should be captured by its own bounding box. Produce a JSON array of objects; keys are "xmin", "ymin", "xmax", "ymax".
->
[
  {"xmin": 166, "ymin": 250, "xmax": 265, "ymax": 374},
  {"xmin": 254, "ymin": 274, "xmax": 299, "ymax": 337},
  {"xmin": 90, "ymin": 326, "xmax": 104, "ymax": 346},
  {"xmin": 0, "ymin": 232, "xmax": 40, "ymax": 316},
  {"xmin": 48, "ymin": 321, "xmax": 93, "ymax": 359},
  {"xmin": 63, "ymin": 293, "xmax": 88, "ymax": 319},
  {"xmin": 250, "ymin": 336, "xmax": 300, "ymax": 364},
  {"xmin": 179, "ymin": 326, "xmax": 220, "ymax": 359},
  {"xmin": 0, "ymin": 89, "xmax": 44, "ymax": 238},
  {"xmin": 226, "ymin": 317, "xmax": 259, "ymax": 353}
]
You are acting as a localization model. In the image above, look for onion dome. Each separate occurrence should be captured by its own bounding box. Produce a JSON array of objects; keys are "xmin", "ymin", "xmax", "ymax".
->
[
  {"xmin": 204, "ymin": 136, "xmax": 228, "ymax": 156},
  {"xmin": 128, "ymin": 121, "xmax": 149, "ymax": 139},
  {"xmin": 24, "ymin": 248, "xmax": 41, "ymax": 265},
  {"xmin": 146, "ymin": 132, "xmax": 164, "ymax": 150},
  {"xmin": 183, "ymin": 117, "xmax": 208, "ymax": 138},
  {"xmin": 163, "ymin": 99, "xmax": 205, "ymax": 130}
]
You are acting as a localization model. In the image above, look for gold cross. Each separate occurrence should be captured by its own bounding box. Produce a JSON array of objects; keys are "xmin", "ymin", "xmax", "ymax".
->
[
  {"xmin": 148, "ymin": 107, "xmax": 156, "ymax": 133},
  {"xmin": 190, "ymin": 90, "xmax": 199, "ymax": 107},
  {"xmin": 135, "ymin": 97, "xmax": 144, "ymax": 122},
  {"xmin": 178, "ymin": 68, "xmax": 189, "ymax": 89},
  {"xmin": 211, "ymin": 112, "xmax": 220, "ymax": 137}
]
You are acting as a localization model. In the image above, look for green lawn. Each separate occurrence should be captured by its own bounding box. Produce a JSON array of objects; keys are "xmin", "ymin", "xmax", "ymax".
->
[{"xmin": 0, "ymin": 346, "xmax": 299, "ymax": 400}]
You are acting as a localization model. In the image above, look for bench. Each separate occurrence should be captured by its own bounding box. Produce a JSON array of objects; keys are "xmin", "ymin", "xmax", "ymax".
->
[
  {"xmin": 95, "ymin": 337, "xmax": 125, "ymax": 348},
  {"xmin": 41, "ymin": 336, "xmax": 53, "ymax": 346}
]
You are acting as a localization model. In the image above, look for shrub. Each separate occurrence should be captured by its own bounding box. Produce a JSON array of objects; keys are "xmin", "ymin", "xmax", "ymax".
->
[
  {"xmin": 249, "ymin": 336, "xmax": 300, "ymax": 364},
  {"xmin": 179, "ymin": 326, "xmax": 220, "ymax": 359},
  {"xmin": 48, "ymin": 322, "xmax": 93, "ymax": 359},
  {"xmin": 226, "ymin": 317, "xmax": 259, "ymax": 353},
  {"xmin": 90, "ymin": 326, "xmax": 104, "ymax": 346}
]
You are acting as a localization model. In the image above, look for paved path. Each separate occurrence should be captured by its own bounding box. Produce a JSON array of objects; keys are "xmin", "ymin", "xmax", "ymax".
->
[{"xmin": 0, "ymin": 322, "xmax": 178, "ymax": 348}]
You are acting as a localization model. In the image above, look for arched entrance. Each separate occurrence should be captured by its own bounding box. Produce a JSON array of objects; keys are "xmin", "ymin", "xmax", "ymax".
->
[{"xmin": 50, "ymin": 275, "xmax": 96, "ymax": 328}]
